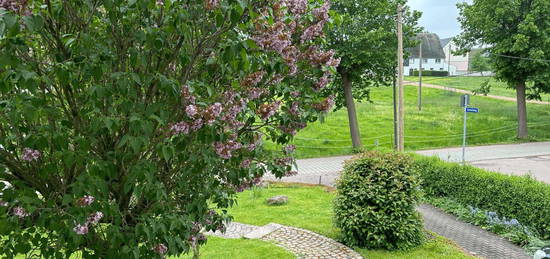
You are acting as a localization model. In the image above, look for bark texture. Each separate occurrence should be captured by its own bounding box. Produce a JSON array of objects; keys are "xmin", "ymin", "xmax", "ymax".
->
[
  {"xmin": 516, "ymin": 81, "xmax": 528, "ymax": 139},
  {"xmin": 342, "ymin": 73, "xmax": 362, "ymax": 148}
]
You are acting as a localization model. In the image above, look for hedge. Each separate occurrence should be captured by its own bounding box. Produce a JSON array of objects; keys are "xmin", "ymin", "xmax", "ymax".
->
[
  {"xmin": 410, "ymin": 70, "xmax": 449, "ymax": 76},
  {"xmin": 414, "ymin": 155, "xmax": 550, "ymax": 239}
]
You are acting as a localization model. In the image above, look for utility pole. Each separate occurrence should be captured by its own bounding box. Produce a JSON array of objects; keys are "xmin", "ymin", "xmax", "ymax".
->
[
  {"xmin": 396, "ymin": 5, "xmax": 405, "ymax": 152},
  {"xmin": 461, "ymin": 94, "xmax": 470, "ymax": 164},
  {"xmin": 393, "ymin": 73, "xmax": 397, "ymax": 150},
  {"xmin": 448, "ymin": 44, "xmax": 452, "ymax": 76},
  {"xmin": 418, "ymin": 42, "xmax": 423, "ymax": 111}
]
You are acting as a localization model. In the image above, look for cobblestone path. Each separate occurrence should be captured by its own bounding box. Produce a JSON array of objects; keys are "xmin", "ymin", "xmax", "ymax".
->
[
  {"xmin": 207, "ymin": 222, "xmax": 363, "ymax": 258},
  {"xmin": 261, "ymin": 225, "xmax": 362, "ymax": 259}
]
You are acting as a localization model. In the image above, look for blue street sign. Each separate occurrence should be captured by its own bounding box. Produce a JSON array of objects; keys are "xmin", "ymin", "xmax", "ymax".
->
[{"xmin": 466, "ymin": 107, "xmax": 479, "ymax": 113}]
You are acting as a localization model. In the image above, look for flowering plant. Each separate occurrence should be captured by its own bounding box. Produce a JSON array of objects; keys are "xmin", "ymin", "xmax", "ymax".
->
[{"xmin": 0, "ymin": 0, "xmax": 338, "ymax": 257}]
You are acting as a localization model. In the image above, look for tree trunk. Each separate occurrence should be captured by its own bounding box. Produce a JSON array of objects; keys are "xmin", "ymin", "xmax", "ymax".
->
[
  {"xmin": 516, "ymin": 81, "xmax": 528, "ymax": 139},
  {"xmin": 342, "ymin": 73, "xmax": 362, "ymax": 149}
]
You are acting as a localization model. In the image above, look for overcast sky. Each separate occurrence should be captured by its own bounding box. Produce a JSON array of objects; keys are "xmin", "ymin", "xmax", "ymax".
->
[{"xmin": 408, "ymin": 0, "xmax": 472, "ymax": 39}]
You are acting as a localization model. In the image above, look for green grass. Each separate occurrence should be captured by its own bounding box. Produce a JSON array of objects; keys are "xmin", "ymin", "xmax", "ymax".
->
[
  {"xmin": 405, "ymin": 76, "xmax": 550, "ymax": 100},
  {"xmin": 227, "ymin": 183, "xmax": 475, "ymax": 259},
  {"xmin": 273, "ymin": 85, "xmax": 550, "ymax": 158},
  {"xmin": 176, "ymin": 236, "xmax": 294, "ymax": 259}
]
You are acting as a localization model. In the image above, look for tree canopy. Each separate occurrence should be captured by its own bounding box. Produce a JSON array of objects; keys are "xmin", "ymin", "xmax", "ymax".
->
[
  {"xmin": 455, "ymin": 0, "xmax": 550, "ymax": 138},
  {"xmin": 0, "ymin": 0, "xmax": 338, "ymax": 257},
  {"xmin": 323, "ymin": 0, "xmax": 420, "ymax": 148}
]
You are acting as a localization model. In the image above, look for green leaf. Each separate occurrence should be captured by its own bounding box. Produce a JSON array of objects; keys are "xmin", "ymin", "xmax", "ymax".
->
[{"xmin": 23, "ymin": 15, "xmax": 44, "ymax": 33}]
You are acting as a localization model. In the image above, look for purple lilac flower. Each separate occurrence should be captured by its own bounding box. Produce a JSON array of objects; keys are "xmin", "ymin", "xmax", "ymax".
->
[
  {"xmin": 185, "ymin": 105, "xmax": 198, "ymax": 117},
  {"xmin": 248, "ymin": 88, "xmax": 266, "ymax": 100},
  {"xmin": 13, "ymin": 206, "xmax": 29, "ymax": 218},
  {"xmin": 313, "ymin": 95, "xmax": 335, "ymax": 112},
  {"xmin": 284, "ymin": 145, "xmax": 296, "ymax": 154},
  {"xmin": 314, "ymin": 75, "xmax": 329, "ymax": 91},
  {"xmin": 290, "ymin": 91, "xmax": 301, "ymax": 97},
  {"xmin": 284, "ymin": 0, "xmax": 308, "ymax": 15},
  {"xmin": 247, "ymin": 143, "xmax": 257, "ymax": 151},
  {"xmin": 73, "ymin": 223, "xmax": 89, "ymax": 235},
  {"xmin": 312, "ymin": 2, "xmax": 330, "ymax": 21},
  {"xmin": 289, "ymin": 102, "xmax": 300, "ymax": 116},
  {"xmin": 301, "ymin": 22, "xmax": 325, "ymax": 43},
  {"xmin": 257, "ymin": 101, "xmax": 281, "ymax": 120},
  {"xmin": 241, "ymin": 71, "xmax": 265, "ymax": 87},
  {"xmin": 214, "ymin": 140, "xmax": 242, "ymax": 160},
  {"xmin": 153, "ymin": 243, "xmax": 168, "ymax": 254},
  {"xmin": 241, "ymin": 159, "xmax": 252, "ymax": 168},
  {"xmin": 190, "ymin": 118, "xmax": 203, "ymax": 132},
  {"xmin": 170, "ymin": 121, "xmax": 190, "ymax": 135},
  {"xmin": 181, "ymin": 85, "xmax": 196, "ymax": 105},
  {"xmin": 22, "ymin": 148, "xmax": 41, "ymax": 161},
  {"xmin": 77, "ymin": 195, "xmax": 95, "ymax": 207},
  {"xmin": 0, "ymin": 0, "xmax": 28, "ymax": 13},
  {"xmin": 204, "ymin": 103, "xmax": 223, "ymax": 125},
  {"xmin": 87, "ymin": 211, "xmax": 104, "ymax": 225}
]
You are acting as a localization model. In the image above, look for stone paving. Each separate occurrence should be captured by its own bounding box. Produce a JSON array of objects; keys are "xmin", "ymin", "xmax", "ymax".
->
[
  {"xmin": 207, "ymin": 222, "xmax": 258, "ymax": 239},
  {"xmin": 261, "ymin": 225, "xmax": 362, "ymax": 259},
  {"xmin": 418, "ymin": 204, "xmax": 529, "ymax": 259},
  {"xmin": 207, "ymin": 222, "xmax": 364, "ymax": 258}
]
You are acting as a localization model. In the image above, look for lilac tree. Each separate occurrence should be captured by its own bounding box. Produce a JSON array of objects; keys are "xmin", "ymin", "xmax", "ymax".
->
[{"xmin": 0, "ymin": 0, "xmax": 338, "ymax": 257}]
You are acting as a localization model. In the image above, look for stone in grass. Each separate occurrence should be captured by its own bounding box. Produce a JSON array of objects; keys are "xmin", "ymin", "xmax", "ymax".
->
[{"xmin": 266, "ymin": 195, "xmax": 288, "ymax": 206}]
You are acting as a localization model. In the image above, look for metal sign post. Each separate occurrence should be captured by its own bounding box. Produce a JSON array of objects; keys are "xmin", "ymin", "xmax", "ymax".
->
[
  {"xmin": 461, "ymin": 95, "xmax": 479, "ymax": 164},
  {"xmin": 461, "ymin": 95, "xmax": 470, "ymax": 164}
]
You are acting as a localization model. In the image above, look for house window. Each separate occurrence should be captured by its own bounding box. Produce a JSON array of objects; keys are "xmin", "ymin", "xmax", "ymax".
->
[
  {"xmin": 430, "ymin": 68, "xmax": 434, "ymax": 71},
  {"xmin": 440, "ymin": 68, "xmax": 444, "ymax": 71},
  {"xmin": 435, "ymin": 59, "xmax": 441, "ymax": 63},
  {"xmin": 410, "ymin": 59, "xmax": 415, "ymax": 64},
  {"xmin": 423, "ymin": 58, "xmax": 428, "ymax": 63}
]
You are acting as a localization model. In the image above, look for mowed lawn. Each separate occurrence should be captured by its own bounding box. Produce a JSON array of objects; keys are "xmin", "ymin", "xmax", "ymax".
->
[
  {"xmin": 227, "ymin": 183, "xmax": 474, "ymax": 259},
  {"xmin": 273, "ymin": 85, "xmax": 550, "ymax": 158},
  {"xmin": 405, "ymin": 76, "xmax": 550, "ymax": 101}
]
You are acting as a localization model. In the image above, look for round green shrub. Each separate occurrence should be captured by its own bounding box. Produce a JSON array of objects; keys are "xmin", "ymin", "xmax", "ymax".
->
[{"xmin": 334, "ymin": 151, "xmax": 424, "ymax": 250}]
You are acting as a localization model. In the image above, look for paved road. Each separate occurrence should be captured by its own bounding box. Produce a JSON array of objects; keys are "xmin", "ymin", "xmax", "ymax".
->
[
  {"xmin": 265, "ymin": 142, "xmax": 550, "ymax": 185},
  {"xmin": 417, "ymin": 141, "xmax": 550, "ymax": 184}
]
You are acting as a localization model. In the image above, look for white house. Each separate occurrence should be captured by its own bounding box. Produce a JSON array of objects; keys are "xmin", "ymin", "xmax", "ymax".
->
[
  {"xmin": 440, "ymin": 37, "xmax": 469, "ymax": 76},
  {"xmin": 404, "ymin": 33, "xmax": 456, "ymax": 76}
]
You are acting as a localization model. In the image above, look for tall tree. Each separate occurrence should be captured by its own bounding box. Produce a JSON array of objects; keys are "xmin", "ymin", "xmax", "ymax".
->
[
  {"xmin": 0, "ymin": 0, "xmax": 337, "ymax": 257},
  {"xmin": 455, "ymin": 0, "xmax": 550, "ymax": 139},
  {"xmin": 326, "ymin": 0, "xmax": 420, "ymax": 149},
  {"xmin": 469, "ymin": 51, "xmax": 491, "ymax": 76}
]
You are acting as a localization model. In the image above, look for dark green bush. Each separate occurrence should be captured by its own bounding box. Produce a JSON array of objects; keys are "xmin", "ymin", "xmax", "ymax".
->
[
  {"xmin": 334, "ymin": 151, "xmax": 424, "ymax": 250},
  {"xmin": 415, "ymin": 155, "xmax": 550, "ymax": 239},
  {"xmin": 410, "ymin": 70, "xmax": 449, "ymax": 76}
]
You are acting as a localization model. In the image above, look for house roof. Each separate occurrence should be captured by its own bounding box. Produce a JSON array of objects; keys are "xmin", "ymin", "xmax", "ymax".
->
[
  {"xmin": 408, "ymin": 33, "xmax": 446, "ymax": 59},
  {"xmin": 440, "ymin": 37, "xmax": 453, "ymax": 48}
]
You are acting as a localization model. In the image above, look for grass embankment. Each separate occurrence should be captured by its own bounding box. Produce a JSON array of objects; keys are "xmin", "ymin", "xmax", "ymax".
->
[
  {"xmin": 405, "ymin": 76, "xmax": 550, "ymax": 100},
  {"xmin": 273, "ymin": 85, "xmax": 550, "ymax": 158},
  {"xmin": 227, "ymin": 183, "xmax": 475, "ymax": 259}
]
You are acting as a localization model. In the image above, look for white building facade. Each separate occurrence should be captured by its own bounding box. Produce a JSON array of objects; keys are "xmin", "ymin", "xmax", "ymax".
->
[
  {"xmin": 404, "ymin": 58, "xmax": 456, "ymax": 76},
  {"xmin": 440, "ymin": 38, "xmax": 470, "ymax": 76},
  {"xmin": 403, "ymin": 33, "xmax": 457, "ymax": 76}
]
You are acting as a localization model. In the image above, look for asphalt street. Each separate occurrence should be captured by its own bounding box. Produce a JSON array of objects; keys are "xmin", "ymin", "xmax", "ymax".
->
[{"xmin": 266, "ymin": 142, "xmax": 550, "ymax": 185}]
